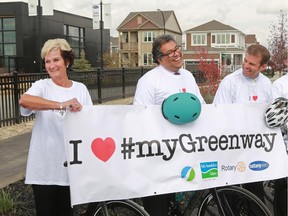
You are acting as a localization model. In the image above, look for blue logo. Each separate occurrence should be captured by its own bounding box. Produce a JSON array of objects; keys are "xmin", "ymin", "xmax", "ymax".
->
[
  {"xmin": 249, "ymin": 161, "xmax": 269, "ymax": 171},
  {"xmin": 200, "ymin": 161, "xmax": 218, "ymax": 179},
  {"xmin": 181, "ymin": 166, "xmax": 195, "ymax": 182}
]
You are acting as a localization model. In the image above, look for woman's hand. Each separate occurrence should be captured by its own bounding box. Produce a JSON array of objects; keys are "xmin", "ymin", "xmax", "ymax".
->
[{"xmin": 62, "ymin": 98, "xmax": 82, "ymax": 112}]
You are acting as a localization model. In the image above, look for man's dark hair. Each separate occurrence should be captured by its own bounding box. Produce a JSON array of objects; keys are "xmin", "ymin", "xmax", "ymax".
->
[
  {"xmin": 152, "ymin": 35, "xmax": 176, "ymax": 64},
  {"xmin": 246, "ymin": 44, "xmax": 270, "ymax": 66}
]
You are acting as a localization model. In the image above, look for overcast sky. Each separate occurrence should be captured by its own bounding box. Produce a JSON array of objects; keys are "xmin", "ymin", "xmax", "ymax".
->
[{"xmin": 3, "ymin": 0, "xmax": 288, "ymax": 47}]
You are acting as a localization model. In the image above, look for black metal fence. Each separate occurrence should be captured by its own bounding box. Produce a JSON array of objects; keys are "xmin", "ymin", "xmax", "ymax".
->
[{"xmin": 0, "ymin": 67, "xmax": 151, "ymax": 127}]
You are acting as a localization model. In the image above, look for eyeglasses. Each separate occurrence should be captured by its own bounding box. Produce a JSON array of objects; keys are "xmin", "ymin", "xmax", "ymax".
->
[{"xmin": 161, "ymin": 45, "xmax": 182, "ymax": 58}]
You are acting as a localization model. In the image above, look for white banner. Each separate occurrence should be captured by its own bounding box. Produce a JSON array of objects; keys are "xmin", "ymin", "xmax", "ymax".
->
[
  {"xmin": 42, "ymin": 0, "xmax": 54, "ymax": 16},
  {"xmin": 28, "ymin": 0, "xmax": 54, "ymax": 16},
  {"xmin": 28, "ymin": 0, "xmax": 37, "ymax": 16},
  {"xmin": 103, "ymin": 3, "xmax": 111, "ymax": 29},
  {"xmin": 92, "ymin": 2, "xmax": 111, "ymax": 29},
  {"xmin": 92, "ymin": 2, "xmax": 100, "ymax": 29},
  {"xmin": 64, "ymin": 104, "xmax": 288, "ymax": 206}
]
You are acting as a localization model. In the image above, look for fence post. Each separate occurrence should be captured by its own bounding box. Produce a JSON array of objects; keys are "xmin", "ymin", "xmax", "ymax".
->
[
  {"xmin": 97, "ymin": 68, "xmax": 102, "ymax": 104},
  {"xmin": 13, "ymin": 71, "xmax": 20, "ymax": 124},
  {"xmin": 141, "ymin": 67, "xmax": 144, "ymax": 76},
  {"xmin": 122, "ymin": 67, "xmax": 125, "ymax": 99}
]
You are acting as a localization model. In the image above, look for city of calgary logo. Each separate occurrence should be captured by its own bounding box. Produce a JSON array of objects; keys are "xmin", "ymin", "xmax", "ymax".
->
[
  {"xmin": 181, "ymin": 166, "xmax": 196, "ymax": 182},
  {"xmin": 200, "ymin": 161, "xmax": 218, "ymax": 179}
]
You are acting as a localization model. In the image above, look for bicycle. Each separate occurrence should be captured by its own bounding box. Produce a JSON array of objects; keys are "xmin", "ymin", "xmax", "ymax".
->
[
  {"xmin": 263, "ymin": 178, "xmax": 288, "ymax": 216},
  {"xmin": 169, "ymin": 185, "xmax": 272, "ymax": 216},
  {"xmin": 81, "ymin": 199, "xmax": 149, "ymax": 216}
]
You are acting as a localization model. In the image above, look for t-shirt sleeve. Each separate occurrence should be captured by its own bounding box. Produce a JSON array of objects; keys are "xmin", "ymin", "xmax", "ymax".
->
[
  {"xmin": 213, "ymin": 79, "xmax": 233, "ymax": 104},
  {"xmin": 272, "ymin": 77, "xmax": 288, "ymax": 99},
  {"xmin": 20, "ymin": 80, "xmax": 44, "ymax": 116},
  {"xmin": 83, "ymin": 87, "xmax": 93, "ymax": 105},
  {"xmin": 133, "ymin": 77, "xmax": 155, "ymax": 105}
]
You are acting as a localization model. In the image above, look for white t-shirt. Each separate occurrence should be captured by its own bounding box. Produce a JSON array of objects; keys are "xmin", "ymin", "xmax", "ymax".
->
[
  {"xmin": 133, "ymin": 65, "xmax": 205, "ymax": 105},
  {"xmin": 272, "ymin": 73, "xmax": 288, "ymax": 99},
  {"xmin": 20, "ymin": 79, "xmax": 93, "ymax": 186},
  {"xmin": 271, "ymin": 74, "xmax": 288, "ymax": 152},
  {"xmin": 213, "ymin": 69, "xmax": 272, "ymax": 104}
]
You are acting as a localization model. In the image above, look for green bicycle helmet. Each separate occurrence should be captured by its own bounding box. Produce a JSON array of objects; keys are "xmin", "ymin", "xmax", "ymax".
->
[{"xmin": 161, "ymin": 92, "xmax": 202, "ymax": 125}]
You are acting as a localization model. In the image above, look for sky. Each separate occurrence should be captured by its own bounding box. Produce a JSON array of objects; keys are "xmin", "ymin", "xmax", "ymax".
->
[{"xmin": 3, "ymin": 0, "xmax": 288, "ymax": 47}]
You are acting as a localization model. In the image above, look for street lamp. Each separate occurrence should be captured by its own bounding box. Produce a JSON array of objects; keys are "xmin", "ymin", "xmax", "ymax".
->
[
  {"xmin": 157, "ymin": 9, "xmax": 165, "ymax": 34},
  {"xmin": 100, "ymin": 0, "xmax": 104, "ymax": 70}
]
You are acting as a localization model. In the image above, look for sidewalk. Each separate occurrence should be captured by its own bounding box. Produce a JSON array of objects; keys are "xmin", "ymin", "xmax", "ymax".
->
[{"xmin": 0, "ymin": 132, "xmax": 31, "ymax": 188}]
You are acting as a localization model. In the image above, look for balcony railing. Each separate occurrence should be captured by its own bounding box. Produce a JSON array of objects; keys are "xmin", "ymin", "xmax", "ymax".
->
[{"xmin": 120, "ymin": 42, "xmax": 138, "ymax": 51}]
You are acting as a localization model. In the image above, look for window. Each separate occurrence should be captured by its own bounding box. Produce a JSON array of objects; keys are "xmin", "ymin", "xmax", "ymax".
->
[
  {"xmin": 143, "ymin": 53, "xmax": 152, "ymax": 66},
  {"xmin": 231, "ymin": 35, "xmax": 235, "ymax": 43},
  {"xmin": 0, "ymin": 17, "xmax": 17, "ymax": 71},
  {"xmin": 64, "ymin": 25, "xmax": 85, "ymax": 58},
  {"xmin": 215, "ymin": 33, "xmax": 232, "ymax": 44},
  {"xmin": 124, "ymin": 32, "xmax": 128, "ymax": 43},
  {"xmin": 4, "ymin": 32, "xmax": 16, "ymax": 43},
  {"xmin": 191, "ymin": 34, "xmax": 207, "ymax": 45},
  {"xmin": 143, "ymin": 32, "xmax": 156, "ymax": 42},
  {"xmin": 0, "ymin": 18, "xmax": 16, "ymax": 56}
]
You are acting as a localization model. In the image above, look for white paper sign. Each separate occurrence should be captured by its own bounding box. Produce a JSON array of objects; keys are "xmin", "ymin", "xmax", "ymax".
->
[{"xmin": 64, "ymin": 104, "xmax": 288, "ymax": 206}]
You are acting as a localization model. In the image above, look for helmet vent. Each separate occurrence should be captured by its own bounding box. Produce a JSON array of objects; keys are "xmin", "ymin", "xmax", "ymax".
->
[{"xmin": 191, "ymin": 96, "xmax": 196, "ymax": 101}]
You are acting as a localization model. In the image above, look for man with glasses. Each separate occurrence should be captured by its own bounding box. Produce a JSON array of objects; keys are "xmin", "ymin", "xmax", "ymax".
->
[
  {"xmin": 133, "ymin": 35, "xmax": 205, "ymax": 215},
  {"xmin": 134, "ymin": 34, "xmax": 205, "ymax": 105}
]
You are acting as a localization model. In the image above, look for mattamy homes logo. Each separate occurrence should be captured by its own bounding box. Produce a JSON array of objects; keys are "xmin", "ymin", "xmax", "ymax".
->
[
  {"xmin": 249, "ymin": 161, "xmax": 269, "ymax": 171},
  {"xmin": 200, "ymin": 161, "xmax": 218, "ymax": 179}
]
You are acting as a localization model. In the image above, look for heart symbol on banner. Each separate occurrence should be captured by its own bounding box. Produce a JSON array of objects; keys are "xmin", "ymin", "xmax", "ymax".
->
[
  {"xmin": 252, "ymin": 96, "xmax": 258, "ymax": 101},
  {"xmin": 91, "ymin": 137, "xmax": 116, "ymax": 162}
]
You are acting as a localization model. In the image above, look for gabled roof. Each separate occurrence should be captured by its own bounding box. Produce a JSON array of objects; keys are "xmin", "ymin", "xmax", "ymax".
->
[
  {"xmin": 185, "ymin": 20, "xmax": 240, "ymax": 32},
  {"xmin": 117, "ymin": 10, "xmax": 178, "ymax": 32}
]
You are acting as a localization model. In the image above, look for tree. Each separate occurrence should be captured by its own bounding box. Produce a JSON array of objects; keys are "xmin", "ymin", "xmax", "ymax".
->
[
  {"xmin": 195, "ymin": 47, "xmax": 221, "ymax": 103},
  {"xmin": 73, "ymin": 50, "xmax": 92, "ymax": 71},
  {"xmin": 268, "ymin": 10, "xmax": 288, "ymax": 73},
  {"xmin": 103, "ymin": 51, "xmax": 120, "ymax": 68}
]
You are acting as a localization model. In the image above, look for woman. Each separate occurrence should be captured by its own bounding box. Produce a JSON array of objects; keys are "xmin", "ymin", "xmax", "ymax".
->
[{"xmin": 19, "ymin": 38, "xmax": 93, "ymax": 216}]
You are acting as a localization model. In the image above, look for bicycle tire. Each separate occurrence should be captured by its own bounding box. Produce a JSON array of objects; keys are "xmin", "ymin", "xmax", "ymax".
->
[
  {"xmin": 274, "ymin": 178, "xmax": 287, "ymax": 216},
  {"xmin": 263, "ymin": 180, "xmax": 275, "ymax": 205},
  {"xmin": 91, "ymin": 199, "xmax": 150, "ymax": 216},
  {"xmin": 197, "ymin": 186, "xmax": 272, "ymax": 216}
]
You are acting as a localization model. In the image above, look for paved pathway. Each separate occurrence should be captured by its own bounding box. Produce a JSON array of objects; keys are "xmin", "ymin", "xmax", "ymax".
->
[{"xmin": 0, "ymin": 132, "xmax": 31, "ymax": 188}]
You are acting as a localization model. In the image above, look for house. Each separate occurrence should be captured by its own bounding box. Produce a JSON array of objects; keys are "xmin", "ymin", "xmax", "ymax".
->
[
  {"xmin": 117, "ymin": 10, "xmax": 182, "ymax": 67},
  {"xmin": 245, "ymin": 34, "xmax": 259, "ymax": 49},
  {"xmin": 0, "ymin": 2, "xmax": 109, "ymax": 73},
  {"xmin": 183, "ymin": 20, "xmax": 247, "ymax": 73},
  {"xmin": 110, "ymin": 36, "xmax": 119, "ymax": 54}
]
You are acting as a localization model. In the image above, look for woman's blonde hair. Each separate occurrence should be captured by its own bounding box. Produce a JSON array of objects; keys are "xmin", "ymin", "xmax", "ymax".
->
[{"xmin": 41, "ymin": 38, "xmax": 75, "ymax": 69}]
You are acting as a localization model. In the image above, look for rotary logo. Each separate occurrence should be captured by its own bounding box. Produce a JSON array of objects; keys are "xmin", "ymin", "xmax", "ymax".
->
[{"xmin": 236, "ymin": 161, "xmax": 246, "ymax": 172}]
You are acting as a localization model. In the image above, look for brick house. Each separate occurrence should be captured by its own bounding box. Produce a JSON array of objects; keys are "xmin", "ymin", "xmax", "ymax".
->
[
  {"xmin": 117, "ymin": 10, "xmax": 182, "ymax": 67},
  {"xmin": 182, "ymin": 20, "xmax": 251, "ymax": 74}
]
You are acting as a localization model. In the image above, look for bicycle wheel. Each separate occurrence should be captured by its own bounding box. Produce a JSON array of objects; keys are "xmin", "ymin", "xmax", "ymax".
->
[
  {"xmin": 263, "ymin": 180, "xmax": 275, "ymax": 205},
  {"xmin": 274, "ymin": 178, "xmax": 287, "ymax": 216},
  {"xmin": 91, "ymin": 200, "xmax": 150, "ymax": 216},
  {"xmin": 197, "ymin": 186, "xmax": 272, "ymax": 216}
]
